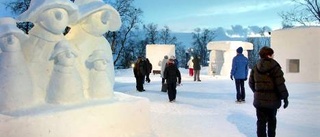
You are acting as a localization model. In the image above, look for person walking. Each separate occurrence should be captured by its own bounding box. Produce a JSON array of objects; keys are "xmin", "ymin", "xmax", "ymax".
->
[
  {"xmin": 192, "ymin": 55, "xmax": 201, "ymax": 81},
  {"xmin": 145, "ymin": 58, "xmax": 152, "ymax": 83},
  {"xmin": 230, "ymin": 47, "xmax": 249, "ymax": 103},
  {"xmin": 170, "ymin": 55, "xmax": 179, "ymax": 68},
  {"xmin": 187, "ymin": 57, "xmax": 194, "ymax": 76},
  {"xmin": 160, "ymin": 55, "xmax": 169, "ymax": 92},
  {"xmin": 249, "ymin": 46, "xmax": 289, "ymax": 137},
  {"xmin": 133, "ymin": 56, "xmax": 146, "ymax": 92},
  {"xmin": 164, "ymin": 58, "xmax": 181, "ymax": 102}
]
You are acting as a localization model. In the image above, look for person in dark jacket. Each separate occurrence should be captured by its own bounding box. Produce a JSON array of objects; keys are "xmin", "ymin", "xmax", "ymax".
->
[
  {"xmin": 133, "ymin": 56, "xmax": 146, "ymax": 92},
  {"xmin": 249, "ymin": 46, "xmax": 289, "ymax": 137},
  {"xmin": 192, "ymin": 55, "xmax": 201, "ymax": 81},
  {"xmin": 230, "ymin": 47, "xmax": 249, "ymax": 103},
  {"xmin": 164, "ymin": 58, "xmax": 181, "ymax": 102},
  {"xmin": 145, "ymin": 58, "xmax": 152, "ymax": 83}
]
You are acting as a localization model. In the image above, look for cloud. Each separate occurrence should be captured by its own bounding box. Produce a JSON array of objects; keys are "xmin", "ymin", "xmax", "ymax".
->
[{"xmin": 190, "ymin": 0, "xmax": 295, "ymax": 17}]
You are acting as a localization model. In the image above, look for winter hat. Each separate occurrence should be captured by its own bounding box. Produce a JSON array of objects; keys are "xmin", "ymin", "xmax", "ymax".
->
[
  {"xmin": 49, "ymin": 40, "xmax": 77, "ymax": 60},
  {"xmin": 168, "ymin": 59, "xmax": 175, "ymax": 64},
  {"xmin": 86, "ymin": 50, "xmax": 109, "ymax": 63},
  {"xmin": 236, "ymin": 47, "xmax": 243, "ymax": 53},
  {"xmin": 0, "ymin": 17, "xmax": 28, "ymax": 41},
  {"xmin": 17, "ymin": 0, "xmax": 79, "ymax": 25},
  {"xmin": 74, "ymin": 0, "xmax": 121, "ymax": 31},
  {"xmin": 170, "ymin": 55, "xmax": 176, "ymax": 60},
  {"xmin": 164, "ymin": 55, "xmax": 168, "ymax": 59}
]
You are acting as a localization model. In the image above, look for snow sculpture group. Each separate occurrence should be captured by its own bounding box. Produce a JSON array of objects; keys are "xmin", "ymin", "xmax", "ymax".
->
[{"xmin": 0, "ymin": 0, "xmax": 121, "ymax": 112}]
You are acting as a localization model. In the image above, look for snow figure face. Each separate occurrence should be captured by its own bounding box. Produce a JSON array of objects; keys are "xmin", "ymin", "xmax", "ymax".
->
[
  {"xmin": 37, "ymin": 8, "xmax": 69, "ymax": 34},
  {"xmin": 93, "ymin": 59, "xmax": 108, "ymax": 71},
  {"xmin": 0, "ymin": 34, "xmax": 21, "ymax": 52},
  {"xmin": 81, "ymin": 11, "xmax": 110, "ymax": 36},
  {"xmin": 56, "ymin": 50, "xmax": 75, "ymax": 66}
]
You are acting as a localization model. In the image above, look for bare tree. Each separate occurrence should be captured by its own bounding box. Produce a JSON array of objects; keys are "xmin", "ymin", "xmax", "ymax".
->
[
  {"xmin": 105, "ymin": 0, "xmax": 143, "ymax": 66},
  {"xmin": 4, "ymin": 0, "xmax": 33, "ymax": 33},
  {"xmin": 143, "ymin": 23, "xmax": 159, "ymax": 44},
  {"xmin": 159, "ymin": 26, "xmax": 177, "ymax": 44},
  {"xmin": 247, "ymin": 37, "xmax": 270, "ymax": 68},
  {"xmin": 280, "ymin": 0, "xmax": 320, "ymax": 27},
  {"xmin": 191, "ymin": 28, "xmax": 215, "ymax": 66},
  {"xmin": 158, "ymin": 26, "xmax": 184, "ymax": 67}
]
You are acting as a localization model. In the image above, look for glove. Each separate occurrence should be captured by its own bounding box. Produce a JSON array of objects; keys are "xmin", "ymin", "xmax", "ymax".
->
[
  {"xmin": 230, "ymin": 75, "xmax": 233, "ymax": 80},
  {"xmin": 283, "ymin": 98, "xmax": 289, "ymax": 109}
]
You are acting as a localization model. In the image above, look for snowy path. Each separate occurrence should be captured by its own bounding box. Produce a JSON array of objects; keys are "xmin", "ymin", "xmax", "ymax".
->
[{"xmin": 114, "ymin": 68, "xmax": 320, "ymax": 137}]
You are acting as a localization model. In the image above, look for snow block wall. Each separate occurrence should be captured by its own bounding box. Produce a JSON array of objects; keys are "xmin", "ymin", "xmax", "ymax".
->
[
  {"xmin": 271, "ymin": 27, "xmax": 320, "ymax": 82},
  {"xmin": 0, "ymin": 93, "xmax": 153, "ymax": 137},
  {"xmin": 146, "ymin": 44, "xmax": 175, "ymax": 71}
]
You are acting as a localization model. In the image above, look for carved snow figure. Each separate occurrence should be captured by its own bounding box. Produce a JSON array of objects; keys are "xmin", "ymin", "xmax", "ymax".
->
[
  {"xmin": 66, "ymin": 0, "xmax": 121, "ymax": 98},
  {"xmin": 86, "ymin": 50, "xmax": 113, "ymax": 98},
  {"xmin": 0, "ymin": 17, "xmax": 36, "ymax": 112},
  {"xmin": 46, "ymin": 40, "xmax": 84, "ymax": 104},
  {"xmin": 17, "ymin": 0, "xmax": 79, "ymax": 103}
]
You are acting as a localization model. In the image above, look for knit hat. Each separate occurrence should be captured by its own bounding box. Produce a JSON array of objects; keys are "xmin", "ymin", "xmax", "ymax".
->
[
  {"xmin": 74, "ymin": 0, "xmax": 121, "ymax": 31},
  {"xmin": 49, "ymin": 40, "xmax": 77, "ymax": 60},
  {"xmin": 17, "ymin": 0, "xmax": 79, "ymax": 25},
  {"xmin": 236, "ymin": 47, "xmax": 243, "ymax": 53},
  {"xmin": 86, "ymin": 50, "xmax": 108, "ymax": 63},
  {"xmin": 169, "ymin": 55, "xmax": 176, "ymax": 60},
  {"xmin": 0, "ymin": 17, "xmax": 28, "ymax": 41}
]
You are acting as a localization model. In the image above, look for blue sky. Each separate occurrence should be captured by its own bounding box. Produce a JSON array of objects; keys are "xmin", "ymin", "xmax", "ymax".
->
[
  {"xmin": 133, "ymin": 0, "xmax": 296, "ymax": 32},
  {"xmin": 0, "ymin": 0, "xmax": 295, "ymax": 33}
]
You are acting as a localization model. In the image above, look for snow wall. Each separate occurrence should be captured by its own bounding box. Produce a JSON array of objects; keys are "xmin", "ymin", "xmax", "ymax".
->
[{"xmin": 271, "ymin": 26, "xmax": 320, "ymax": 82}]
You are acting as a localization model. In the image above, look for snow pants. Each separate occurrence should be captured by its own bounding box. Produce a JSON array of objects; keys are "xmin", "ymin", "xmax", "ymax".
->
[
  {"xmin": 167, "ymin": 82, "xmax": 177, "ymax": 101},
  {"xmin": 189, "ymin": 68, "xmax": 194, "ymax": 76},
  {"xmin": 235, "ymin": 79, "xmax": 245, "ymax": 101},
  {"xmin": 135, "ymin": 75, "xmax": 144, "ymax": 91},
  {"xmin": 256, "ymin": 107, "xmax": 277, "ymax": 137}
]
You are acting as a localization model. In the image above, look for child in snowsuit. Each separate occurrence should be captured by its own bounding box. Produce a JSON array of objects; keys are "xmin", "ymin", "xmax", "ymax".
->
[{"xmin": 164, "ymin": 59, "xmax": 181, "ymax": 102}]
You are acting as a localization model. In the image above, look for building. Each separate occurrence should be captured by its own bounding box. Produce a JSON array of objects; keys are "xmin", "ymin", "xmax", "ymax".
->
[{"xmin": 271, "ymin": 26, "xmax": 320, "ymax": 82}]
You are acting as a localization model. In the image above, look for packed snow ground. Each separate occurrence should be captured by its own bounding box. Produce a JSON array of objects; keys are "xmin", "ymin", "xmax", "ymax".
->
[{"xmin": 114, "ymin": 67, "xmax": 320, "ymax": 137}]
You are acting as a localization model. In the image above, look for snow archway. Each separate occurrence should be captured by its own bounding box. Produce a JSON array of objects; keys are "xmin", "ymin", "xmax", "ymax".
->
[{"xmin": 207, "ymin": 41, "xmax": 253, "ymax": 76}]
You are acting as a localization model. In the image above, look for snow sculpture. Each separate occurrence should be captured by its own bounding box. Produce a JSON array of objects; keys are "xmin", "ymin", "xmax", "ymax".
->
[
  {"xmin": 46, "ymin": 40, "xmax": 84, "ymax": 104},
  {"xmin": 66, "ymin": 0, "xmax": 121, "ymax": 98},
  {"xmin": 0, "ymin": 17, "xmax": 36, "ymax": 112},
  {"xmin": 17, "ymin": 0, "xmax": 79, "ymax": 103},
  {"xmin": 0, "ymin": 2, "xmax": 153, "ymax": 137},
  {"xmin": 86, "ymin": 50, "xmax": 113, "ymax": 98}
]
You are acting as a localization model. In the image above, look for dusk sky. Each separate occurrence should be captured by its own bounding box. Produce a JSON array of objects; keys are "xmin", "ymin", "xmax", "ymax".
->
[
  {"xmin": 133, "ymin": 0, "xmax": 296, "ymax": 32},
  {"xmin": 0, "ymin": 0, "xmax": 296, "ymax": 32}
]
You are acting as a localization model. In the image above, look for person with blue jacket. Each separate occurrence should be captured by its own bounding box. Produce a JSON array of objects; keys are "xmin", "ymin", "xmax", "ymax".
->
[{"xmin": 230, "ymin": 47, "xmax": 248, "ymax": 103}]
